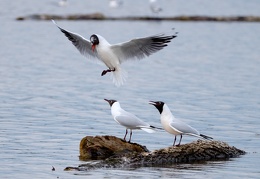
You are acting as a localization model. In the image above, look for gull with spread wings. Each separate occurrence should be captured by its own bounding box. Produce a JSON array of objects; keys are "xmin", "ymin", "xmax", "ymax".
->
[{"xmin": 52, "ymin": 20, "xmax": 177, "ymax": 86}]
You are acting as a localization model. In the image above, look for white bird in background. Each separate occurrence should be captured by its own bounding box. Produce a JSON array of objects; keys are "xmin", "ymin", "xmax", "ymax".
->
[
  {"xmin": 52, "ymin": 20, "xmax": 176, "ymax": 86},
  {"xmin": 149, "ymin": 0, "xmax": 163, "ymax": 14},
  {"xmin": 58, "ymin": 0, "xmax": 67, "ymax": 7},
  {"xmin": 109, "ymin": 0, "xmax": 123, "ymax": 8},
  {"xmin": 104, "ymin": 99, "xmax": 159, "ymax": 142},
  {"xmin": 149, "ymin": 101, "xmax": 213, "ymax": 146}
]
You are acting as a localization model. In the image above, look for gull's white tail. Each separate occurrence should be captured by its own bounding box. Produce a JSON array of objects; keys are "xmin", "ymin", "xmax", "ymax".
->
[
  {"xmin": 140, "ymin": 127, "xmax": 156, "ymax": 133},
  {"xmin": 111, "ymin": 66, "xmax": 128, "ymax": 87}
]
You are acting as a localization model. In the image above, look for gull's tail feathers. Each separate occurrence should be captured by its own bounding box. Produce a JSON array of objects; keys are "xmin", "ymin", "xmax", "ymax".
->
[
  {"xmin": 200, "ymin": 134, "xmax": 213, "ymax": 140},
  {"xmin": 111, "ymin": 66, "xmax": 128, "ymax": 87},
  {"xmin": 150, "ymin": 125, "xmax": 164, "ymax": 130},
  {"xmin": 140, "ymin": 127, "xmax": 156, "ymax": 133},
  {"xmin": 185, "ymin": 133, "xmax": 213, "ymax": 141}
]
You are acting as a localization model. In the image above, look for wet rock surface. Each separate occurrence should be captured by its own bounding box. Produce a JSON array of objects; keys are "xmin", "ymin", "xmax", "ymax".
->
[
  {"xmin": 79, "ymin": 135, "xmax": 149, "ymax": 160},
  {"xmin": 65, "ymin": 135, "xmax": 245, "ymax": 171}
]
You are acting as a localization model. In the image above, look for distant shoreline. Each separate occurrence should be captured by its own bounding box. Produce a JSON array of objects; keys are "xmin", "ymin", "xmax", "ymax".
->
[{"xmin": 16, "ymin": 13, "xmax": 260, "ymax": 22}]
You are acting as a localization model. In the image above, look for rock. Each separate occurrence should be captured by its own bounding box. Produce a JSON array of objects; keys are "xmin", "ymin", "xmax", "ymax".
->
[
  {"xmin": 139, "ymin": 140, "xmax": 245, "ymax": 165},
  {"xmin": 16, "ymin": 13, "xmax": 260, "ymax": 22},
  {"xmin": 79, "ymin": 135, "xmax": 149, "ymax": 160},
  {"xmin": 64, "ymin": 135, "xmax": 245, "ymax": 171},
  {"xmin": 16, "ymin": 13, "xmax": 105, "ymax": 21}
]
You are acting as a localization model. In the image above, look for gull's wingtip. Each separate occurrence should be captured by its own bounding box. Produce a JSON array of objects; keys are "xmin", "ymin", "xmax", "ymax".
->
[
  {"xmin": 51, "ymin": 19, "xmax": 56, "ymax": 25},
  {"xmin": 200, "ymin": 134, "xmax": 213, "ymax": 140},
  {"xmin": 51, "ymin": 19, "xmax": 62, "ymax": 30},
  {"xmin": 51, "ymin": 19, "xmax": 59, "ymax": 27}
]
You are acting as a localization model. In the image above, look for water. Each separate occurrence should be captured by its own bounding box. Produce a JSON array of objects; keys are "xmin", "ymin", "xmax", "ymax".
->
[{"xmin": 0, "ymin": 0, "xmax": 260, "ymax": 178}]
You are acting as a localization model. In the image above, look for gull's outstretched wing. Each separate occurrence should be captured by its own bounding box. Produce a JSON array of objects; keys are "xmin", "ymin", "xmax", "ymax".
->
[
  {"xmin": 52, "ymin": 20, "xmax": 98, "ymax": 59},
  {"xmin": 111, "ymin": 33, "xmax": 176, "ymax": 63}
]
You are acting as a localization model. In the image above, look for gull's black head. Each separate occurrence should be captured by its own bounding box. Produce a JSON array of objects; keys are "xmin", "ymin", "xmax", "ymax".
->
[
  {"xmin": 90, "ymin": 34, "xmax": 99, "ymax": 45},
  {"xmin": 90, "ymin": 34, "xmax": 99, "ymax": 51},
  {"xmin": 149, "ymin": 101, "xmax": 165, "ymax": 114},
  {"xmin": 104, "ymin": 99, "xmax": 117, "ymax": 107}
]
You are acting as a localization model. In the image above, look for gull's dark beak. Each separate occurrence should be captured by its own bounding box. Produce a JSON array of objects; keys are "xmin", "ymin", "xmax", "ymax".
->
[
  {"xmin": 104, "ymin": 99, "xmax": 116, "ymax": 107},
  {"xmin": 149, "ymin": 101, "xmax": 157, "ymax": 106}
]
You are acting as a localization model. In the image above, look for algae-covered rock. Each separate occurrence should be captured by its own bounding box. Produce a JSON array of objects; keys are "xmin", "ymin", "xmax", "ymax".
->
[
  {"xmin": 65, "ymin": 135, "xmax": 245, "ymax": 171},
  {"xmin": 79, "ymin": 135, "xmax": 149, "ymax": 160}
]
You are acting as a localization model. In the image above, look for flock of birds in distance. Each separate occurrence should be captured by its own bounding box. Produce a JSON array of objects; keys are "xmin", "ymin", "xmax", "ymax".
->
[
  {"xmin": 58, "ymin": 0, "xmax": 163, "ymax": 14},
  {"xmin": 52, "ymin": 0, "xmax": 213, "ymax": 146}
]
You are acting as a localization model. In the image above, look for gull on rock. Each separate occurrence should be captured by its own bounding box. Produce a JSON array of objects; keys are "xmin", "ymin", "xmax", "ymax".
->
[
  {"xmin": 104, "ymin": 99, "xmax": 159, "ymax": 142},
  {"xmin": 149, "ymin": 101, "xmax": 213, "ymax": 146}
]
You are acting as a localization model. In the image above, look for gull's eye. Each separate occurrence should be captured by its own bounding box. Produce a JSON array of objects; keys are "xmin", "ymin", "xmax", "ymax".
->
[{"xmin": 90, "ymin": 36, "xmax": 95, "ymax": 42}]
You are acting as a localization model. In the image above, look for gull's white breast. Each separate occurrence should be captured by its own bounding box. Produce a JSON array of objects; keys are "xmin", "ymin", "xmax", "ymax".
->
[
  {"xmin": 161, "ymin": 104, "xmax": 182, "ymax": 135},
  {"xmin": 95, "ymin": 35, "xmax": 120, "ymax": 69}
]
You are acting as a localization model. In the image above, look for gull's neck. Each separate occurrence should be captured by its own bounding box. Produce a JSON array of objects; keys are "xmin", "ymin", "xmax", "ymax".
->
[
  {"xmin": 161, "ymin": 104, "xmax": 174, "ymax": 123},
  {"xmin": 111, "ymin": 101, "xmax": 122, "ymax": 116}
]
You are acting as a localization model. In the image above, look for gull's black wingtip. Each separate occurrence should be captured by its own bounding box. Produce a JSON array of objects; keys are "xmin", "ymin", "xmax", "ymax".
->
[
  {"xmin": 172, "ymin": 35, "xmax": 177, "ymax": 39},
  {"xmin": 150, "ymin": 125, "xmax": 164, "ymax": 130},
  {"xmin": 200, "ymin": 134, "xmax": 213, "ymax": 140}
]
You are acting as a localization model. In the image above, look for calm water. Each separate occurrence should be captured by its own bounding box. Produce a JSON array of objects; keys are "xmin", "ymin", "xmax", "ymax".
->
[{"xmin": 0, "ymin": 1, "xmax": 260, "ymax": 178}]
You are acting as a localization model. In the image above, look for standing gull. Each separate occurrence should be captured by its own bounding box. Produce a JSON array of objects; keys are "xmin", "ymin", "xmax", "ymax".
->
[
  {"xmin": 104, "ymin": 99, "xmax": 158, "ymax": 142},
  {"xmin": 149, "ymin": 101, "xmax": 213, "ymax": 146},
  {"xmin": 52, "ymin": 20, "xmax": 176, "ymax": 86}
]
